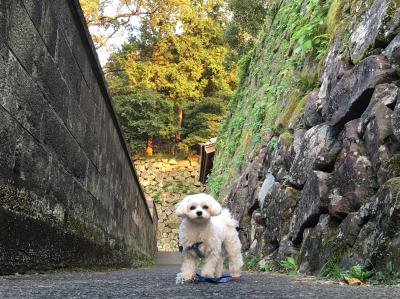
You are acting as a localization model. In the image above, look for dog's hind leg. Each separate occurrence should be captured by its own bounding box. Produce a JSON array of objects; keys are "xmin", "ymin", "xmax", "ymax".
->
[{"xmin": 225, "ymin": 232, "xmax": 243, "ymax": 277}]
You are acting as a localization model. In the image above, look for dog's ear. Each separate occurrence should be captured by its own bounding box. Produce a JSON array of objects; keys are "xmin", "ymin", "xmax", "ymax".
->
[
  {"xmin": 208, "ymin": 195, "xmax": 222, "ymax": 216},
  {"xmin": 175, "ymin": 196, "xmax": 189, "ymax": 217}
]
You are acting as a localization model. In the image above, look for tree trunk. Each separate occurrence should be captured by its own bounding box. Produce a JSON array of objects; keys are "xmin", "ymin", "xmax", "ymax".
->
[
  {"xmin": 176, "ymin": 108, "xmax": 183, "ymax": 141},
  {"xmin": 146, "ymin": 136, "xmax": 153, "ymax": 156}
]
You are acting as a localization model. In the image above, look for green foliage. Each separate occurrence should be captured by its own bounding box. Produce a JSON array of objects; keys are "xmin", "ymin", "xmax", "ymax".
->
[
  {"xmin": 243, "ymin": 254, "xmax": 262, "ymax": 271},
  {"xmin": 103, "ymin": 0, "xmax": 236, "ymax": 154},
  {"xmin": 164, "ymin": 178, "xmax": 198, "ymax": 194},
  {"xmin": 151, "ymin": 190, "xmax": 163, "ymax": 204},
  {"xmin": 113, "ymin": 89, "xmax": 177, "ymax": 151},
  {"xmin": 224, "ymin": 0, "xmax": 267, "ymax": 55},
  {"xmin": 294, "ymin": 71, "xmax": 319, "ymax": 94},
  {"xmin": 344, "ymin": 265, "xmax": 369, "ymax": 282},
  {"xmin": 368, "ymin": 262, "xmax": 400, "ymax": 285},
  {"xmin": 209, "ymin": 0, "xmax": 332, "ymax": 198},
  {"xmin": 320, "ymin": 261, "xmax": 400, "ymax": 285},
  {"xmin": 325, "ymin": 0, "xmax": 345, "ymax": 34},
  {"xmin": 237, "ymin": 49, "xmax": 254, "ymax": 84},
  {"xmin": 259, "ymin": 261, "xmax": 272, "ymax": 272},
  {"xmin": 106, "ymin": 0, "xmax": 236, "ymax": 103},
  {"xmin": 207, "ymin": 172, "xmax": 228, "ymax": 198},
  {"xmin": 269, "ymin": 137, "xmax": 279, "ymax": 151},
  {"xmin": 180, "ymin": 94, "xmax": 229, "ymax": 153},
  {"xmin": 279, "ymin": 0, "xmax": 330, "ymax": 61},
  {"xmin": 321, "ymin": 264, "xmax": 368, "ymax": 282},
  {"xmin": 243, "ymin": 254, "xmax": 273, "ymax": 272},
  {"xmin": 280, "ymin": 257, "xmax": 299, "ymax": 275},
  {"xmin": 319, "ymin": 260, "xmax": 344, "ymax": 280}
]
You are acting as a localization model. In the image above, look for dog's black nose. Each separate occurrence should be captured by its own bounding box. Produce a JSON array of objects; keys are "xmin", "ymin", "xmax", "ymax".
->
[{"xmin": 196, "ymin": 211, "xmax": 202, "ymax": 216}]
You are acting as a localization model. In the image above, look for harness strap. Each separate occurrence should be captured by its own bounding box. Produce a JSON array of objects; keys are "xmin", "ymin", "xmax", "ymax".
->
[
  {"xmin": 187, "ymin": 242, "xmax": 204, "ymax": 259},
  {"xmin": 193, "ymin": 274, "xmax": 233, "ymax": 283}
]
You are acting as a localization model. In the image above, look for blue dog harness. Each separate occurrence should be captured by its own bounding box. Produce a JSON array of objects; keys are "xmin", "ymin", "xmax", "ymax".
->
[
  {"xmin": 179, "ymin": 242, "xmax": 204, "ymax": 259},
  {"xmin": 187, "ymin": 242, "xmax": 204, "ymax": 259}
]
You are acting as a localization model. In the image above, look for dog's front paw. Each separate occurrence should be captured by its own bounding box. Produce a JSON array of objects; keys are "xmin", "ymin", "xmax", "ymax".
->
[
  {"xmin": 176, "ymin": 272, "xmax": 185, "ymax": 285},
  {"xmin": 176, "ymin": 272, "xmax": 195, "ymax": 284}
]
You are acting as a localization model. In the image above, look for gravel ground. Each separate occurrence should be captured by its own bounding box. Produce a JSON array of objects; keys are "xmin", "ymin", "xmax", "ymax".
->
[{"xmin": 0, "ymin": 265, "xmax": 399, "ymax": 298}]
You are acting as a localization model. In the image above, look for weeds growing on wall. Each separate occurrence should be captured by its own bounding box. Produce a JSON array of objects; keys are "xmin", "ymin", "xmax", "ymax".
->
[
  {"xmin": 280, "ymin": 257, "xmax": 299, "ymax": 275},
  {"xmin": 320, "ymin": 261, "xmax": 400, "ymax": 285},
  {"xmin": 208, "ymin": 0, "xmax": 331, "ymax": 197}
]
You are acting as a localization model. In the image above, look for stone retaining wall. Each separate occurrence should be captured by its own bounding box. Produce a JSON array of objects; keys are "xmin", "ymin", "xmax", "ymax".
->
[
  {"xmin": 221, "ymin": 0, "xmax": 400, "ymax": 274},
  {"xmin": 0, "ymin": 0, "xmax": 156, "ymax": 274}
]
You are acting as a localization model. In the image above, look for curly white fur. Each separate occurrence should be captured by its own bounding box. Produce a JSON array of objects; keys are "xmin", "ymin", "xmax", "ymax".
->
[{"xmin": 175, "ymin": 193, "xmax": 243, "ymax": 282}]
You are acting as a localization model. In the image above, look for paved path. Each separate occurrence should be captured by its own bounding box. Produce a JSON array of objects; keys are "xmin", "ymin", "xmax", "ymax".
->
[
  {"xmin": 0, "ymin": 265, "xmax": 399, "ymax": 298},
  {"xmin": 156, "ymin": 252, "xmax": 182, "ymax": 265}
]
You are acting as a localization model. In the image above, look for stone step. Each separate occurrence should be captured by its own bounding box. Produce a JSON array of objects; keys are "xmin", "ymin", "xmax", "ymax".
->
[{"xmin": 156, "ymin": 251, "xmax": 182, "ymax": 265}]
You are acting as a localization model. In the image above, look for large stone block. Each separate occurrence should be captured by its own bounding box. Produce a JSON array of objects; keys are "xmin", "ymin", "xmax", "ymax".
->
[
  {"xmin": 344, "ymin": 178, "xmax": 400, "ymax": 271},
  {"xmin": 0, "ymin": 49, "xmax": 49, "ymax": 142},
  {"xmin": 33, "ymin": 48, "xmax": 71, "ymax": 123},
  {"xmin": 303, "ymin": 90, "xmax": 323, "ymax": 128},
  {"xmin": 47, "ymin": 160, "xmax": 75, "ymax": 205},
  {"xmin": 21, "ymin": 0, "xmax": 59, "ymax": 57},
  {"xmin": 55, "ymin": 29, "xmax": 82, "ymax": 104},
  {"xmin": 349, "ymin": 0, "xmax": 395, "ymax": 63},
  {"xmin": 5, "ymin": 0, "xmax": 41, "ymax": 74},
  {"xmin": 289, "ymin": 124, "xmax": 340, "ymax": 187},
  {"xmin": 393, "ymin": 93, "xmax": 400, "ymax": 141},
  {"xmin": 289, "ymin": 171, "xmax": 332, "ymax": 245},
  {"xmin": 0, "ymin": 1, "xmax": 10, "ymax": 44},
  {"xmin": 15, "ymin": 133, "xmax": 51, "ymax": 194},
  {"xmin": 51, "ymin": 0, "xmax": 98, "ymax": 95},
  {"xmin": 358, "ymin": 83, "xmax": 400, "ymax": 137},
  {"xmin": 363, "ymin": 103, "xmax": 395, "ymax": 165},
  {"xmin": 42, "ymin": 110, "xmax": 88, "ymax": 183},
  {"xmin": 322, "ymin": 55, "xmax": 397, "ymax": 129},
  {"xmin": 297, "ymin": 215, "xmax": 339, "ymax": 274},
  {"xmin": 319, "ymin": 28, "xmax": 352, "ymax": 100},
  {"xmin": 328, "ymin": 123, "xmax": 377, "ymax": 220},
  {"xmin": 0, "ymin": 108, "xmax": 18, "ymax": 175},
  {"xmin": 263, "ymin": 185, "xmax": 300, "ymax": 251},
  {"xmin": 384, "ymin": 33, "xmax": 400, "ymax": 69}
]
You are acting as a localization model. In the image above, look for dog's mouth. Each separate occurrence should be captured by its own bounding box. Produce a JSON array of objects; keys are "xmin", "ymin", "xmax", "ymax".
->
[{"xmin": 193, "ymin": 215, "xmax": 205, "ymax": 220}]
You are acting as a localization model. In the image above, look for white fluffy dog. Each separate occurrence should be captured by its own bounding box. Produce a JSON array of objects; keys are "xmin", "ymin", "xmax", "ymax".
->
[{"xmin": 175, "ymin": 193, "xmax": 243, "ymax": 282}]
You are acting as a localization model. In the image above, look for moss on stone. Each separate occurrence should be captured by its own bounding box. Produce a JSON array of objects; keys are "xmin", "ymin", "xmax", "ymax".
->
[
  {"xmin": 276, "ymin": 90, "xmax": 302, "ymax": 131},
  {"xmin": 127, "ymin": 248, "xmax": 155, "ymax": 267},
  {"xmin": 279, "ymin": 131, "xmax": 294, "ymax": 148},
  {"xmin": 63, "ymin": 211, "xmax": 105, "ymax": 246},
  {"xmin": 288, "ymin": 96, "xmax": 308, "ymax": 129},
  {"xmin": 0, "ymin": 181, "xmax": 105, "ymax": 248},
  {"xmin": 383, "ymin": 177, "xmax": 400, "ymax": 192},
  {"xmin": 326, "ymin": 0, "xmax": 346, "ymax": 34},
  {"xmin": 386, "ymin": 154, "xmax": 400, "ymax": 179}
]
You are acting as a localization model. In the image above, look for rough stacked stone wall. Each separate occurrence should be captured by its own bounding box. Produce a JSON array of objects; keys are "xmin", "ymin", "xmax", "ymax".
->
[
  {"xmin": 224, "ymin": 0, "xmax": 400, "ymax": 274},
  {"xmin": 0, "ymin": 0, "xmax": 156, "ymax": 274},
  {"xmin": 134, "ymin": 156, "xmax": 205, "ymax": 251}
]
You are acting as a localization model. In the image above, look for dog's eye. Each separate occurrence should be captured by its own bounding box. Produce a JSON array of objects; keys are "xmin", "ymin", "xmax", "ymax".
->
[
  {"xmin": 190, "ymin": 206, "xmax": 196, "ymax": 210},
  {"xmin": 203, "ymin": 205, "xmax": 209, "ymax": 210}
]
